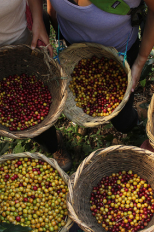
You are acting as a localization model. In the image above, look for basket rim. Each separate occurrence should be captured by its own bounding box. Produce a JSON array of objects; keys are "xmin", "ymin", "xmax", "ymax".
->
[
  {"xmin": 60, "ymin": 42, "xmax": 132, "ymax": 127},
  {"xmin": 0, "ymin": 44, "xmax": 68, "ymax": 139},
  {"xmin": 67, "ymin": 145, "xmax": 154, "ymax": 232},
  {"xmin": 69, "ymin": 145, "xmax": 154, "ymax": 188},
  {"xmin": 146, "ymin": 94, "xmax": 154, "ymax": 149},
  {"xmin": 0, "ymin": 152, "xmax": 74, "ymax": 231},
  {"xmin": 0, "ymin": 151, "xmax": 69, "ymax": 183}
]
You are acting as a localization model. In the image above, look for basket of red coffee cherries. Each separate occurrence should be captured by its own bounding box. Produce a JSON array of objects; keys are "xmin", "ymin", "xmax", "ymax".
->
[
  {"xmin": 67, "ymin": 145, "xmax": 154, "ymax": 232},
  {"xmin": 0, "ymin": 45, "xmax": 67, "ymax": 139},
  {"xmin": 59, "ymin": 43, "xmax": 132, "ymax": 127}
]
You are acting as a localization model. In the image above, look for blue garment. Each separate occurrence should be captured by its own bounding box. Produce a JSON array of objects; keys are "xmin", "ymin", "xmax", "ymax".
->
[{"xmin": 50, "ymin": 0, "xmax": 141, "ymax": 52}]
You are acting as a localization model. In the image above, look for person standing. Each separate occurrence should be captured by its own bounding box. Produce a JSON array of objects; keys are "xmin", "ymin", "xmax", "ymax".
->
[
  {"xmin": 47, "ymin": 0, "xmax": 154, "ymax": 133},
  {"xmin": 0, "ymin": 0, "xmax": 72, "ymax": 172}
]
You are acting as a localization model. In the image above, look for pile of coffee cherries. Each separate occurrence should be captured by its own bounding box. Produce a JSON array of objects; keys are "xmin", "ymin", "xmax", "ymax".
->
[
  {"xmin": 90, "ymin": 170, "xmax": 154, "ymax": 232},
  {"xmin": 0, "ymin": 158, "xmax": 68, "ymax": 232},
  {"xmin": 69, "ymin": 56, "xmax": 127, "ymax": 117},
  {"xmin": 0, "ymin": 74, "xmax": 52, "ymax": 131}
]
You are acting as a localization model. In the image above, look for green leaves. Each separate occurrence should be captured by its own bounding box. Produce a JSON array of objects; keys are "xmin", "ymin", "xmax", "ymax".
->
[
  {"xmin": 0, "ymin": 223, "xmax": 32, "ymax": 232},
  {"xmin": 0, "ymin": 142, "xmax": 9, "ymax": 156},
  {"xmin": 12, "ymin": 140, "xmax": 26, "ymax": 154},
  {"xmin": 139, "ymin": 102, "xmax": 149, "ymax": 109},
  {"xmin": 150, "ymin": 77, "xmax": 154, "ymax": 81},
  {"xmin": 0, "ymin": 225, "xmax": 6, "ymax": 232},
  {"xmin": 140, "ymin": 79, "xmax": 146, "ymax": 87},
  {"xmin": 140, "ymin": 58, "xmax": 153, "ymax": 82},
  {"xmin": 121, "ymin": 119, "xmax": 148, "ymax": 147},
  {"xmin": 103, "ymin": 123, "xmax": 113, "ymax": 130},
  {"xmin": 82, "ymin": 144, "xmax": 93, "ymax": 154},
  {"xmin": 139, "ymin": 57, "xmax": 154, "ymax": 87}
]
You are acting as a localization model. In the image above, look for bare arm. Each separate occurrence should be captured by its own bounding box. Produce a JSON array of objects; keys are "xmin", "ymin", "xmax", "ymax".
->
[
  {"xmin": 28, "ymin": 0, "xmax": 53, "ymax": 56},
  {"xmin": 47, "ymin": 0, "xmax": 58, "ymax": 32},
  {"xmin": 131, "ymin": 0, "xmax": 154, "ymax": 91}
]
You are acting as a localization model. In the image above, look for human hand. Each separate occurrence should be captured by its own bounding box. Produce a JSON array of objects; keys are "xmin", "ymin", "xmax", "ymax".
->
[
  {"xmin": 131, "ymin": 63, "xmax": 143, "ymax": 92},
  {"xmin": 31, "ymin": 20, "xmax": 53, "ymax": 57},
  {"xmin": 131, "ymin": 55, "xmax": 146, "ymax": 92}
]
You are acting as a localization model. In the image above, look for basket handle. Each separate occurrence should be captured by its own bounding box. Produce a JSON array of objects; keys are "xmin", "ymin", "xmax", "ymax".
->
[
  {"xmin": 38, "ymin": 45, "xmax": 57, "ymax": 73},
  {"xmin": 108, "ymin": 46, "xmax": 127, "ymax": 65},
  {"xmin": 31, "ymin": 45, "xmax": 67, "ymax": 82}
]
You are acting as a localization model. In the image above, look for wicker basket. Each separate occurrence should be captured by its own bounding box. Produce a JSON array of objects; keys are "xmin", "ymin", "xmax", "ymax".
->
[
  {"xmin": 67, "ymin": 145, "xmax": 154, "ymax": 232},
  {"xmin": 146, "ymin": 94, "xmax": 154, "ymax": 149},
  {"xmin": 0, "ymin": 152, "xmax": 73, "ymax": 232},
  {"xmin": 0, "ymin": 45, "xmax": 67, "ymax": 139},
  {"xmin": 59, "ymin": 43, "xmax": 132, "ymax": 127}
]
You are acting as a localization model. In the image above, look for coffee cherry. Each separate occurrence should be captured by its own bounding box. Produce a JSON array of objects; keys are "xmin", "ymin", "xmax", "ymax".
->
[
  {"xmin": 0, "ymin": 158, "xmax": 68, "ymax": 231},
  {"xmin": 16, "ymin": 216, "xmax": 21, "ymax": 222},
  {"xmin": 69, "ymin": 56, "xmax": 127, "ymax": 117},
  {"xmin": 0, "ymin": 74, "xmax": 52, "ymax": 131},
  {"xmin": 90, "ymin": 170, "xmax": 154, "ymax": 232}
]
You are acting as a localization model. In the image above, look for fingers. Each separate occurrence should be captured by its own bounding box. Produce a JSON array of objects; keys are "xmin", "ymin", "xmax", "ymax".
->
[
  {"xmin": 31, "ymin": 39, "xmax": 53, "ymax": 57},
  {"xmin": 131, "ymin": 85, "xmax": 135, "ymax": 93},
  {"xmin": 131, "ymin": 58, "xmax": 145, "ymax": 93},
  {"xmin": 31, "ymin": 35, "xmax": 53, "ymax": 57},
  {"xmin": 37, "ymin": 40, "xmax": 53, "ymax": 57},
  {"xmin": 47, "ymin": 44, "xmax": 53, "ymax": 57},
  {"xmin": 31, "ymin": 33, "xmax": 38, "ymax": 50},
  {"xmin": 131, "ymin": 75, "xmax": 141, "ymax": 92},
  {"xmin": 131, "ymin": 78, "xmax": 137, "ymax": 93},
  {"xmin": 131, "ymin": 75, "xmax": 135, "ymax": 92},
  {"xmin": 31, "ymin": 24, "xmax": 53, "ymax": 57},
  {"xmin": 131, "ymin": 67, "xmax": 139, "ymax": 93},
  {"xmin": 131, "ymin": 71, "xmax": 141, "ymax": 92},
  {"xmin": 41, "ymin": 35, "xmax": 53, "ymax": 56}
]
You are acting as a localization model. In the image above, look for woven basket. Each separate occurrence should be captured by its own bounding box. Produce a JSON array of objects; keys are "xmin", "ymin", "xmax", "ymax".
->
[
  {"xmin": 146, "ymin": 94, "xmax": 154, "ymax": 149},
  {"xmin": 67, "ymin": 145, "xmax": 154, "ymax": 232},
  {"xmin": 0, "ymin": 44, "xmax": 67, "ymax": 139},
  {"xmin": 0, "ymin": 152, "xmax": 73, "ymax": 232},
  {"xmin": 59, "ymin": 43, "xmax": 132, "ymax": 127}
]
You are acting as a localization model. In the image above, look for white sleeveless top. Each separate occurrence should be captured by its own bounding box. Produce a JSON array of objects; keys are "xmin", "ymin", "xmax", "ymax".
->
[{"xmin": 0, "ymin": 0, "xmax": 27, "ymax": 46}]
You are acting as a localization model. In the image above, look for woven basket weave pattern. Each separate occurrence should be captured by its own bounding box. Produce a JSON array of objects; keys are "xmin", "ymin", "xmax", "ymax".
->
[
  {"xmin": 59, "ymin": 43, "xmax": 132, "ymax": 127},
  {"xmin": 67, "ymin": 145, "xmax": 154, "ymax": 232},
  {"xmin": 0, "ymin": 45, "xmax": 67, "ymax": 139},
  {"xmin": 0, "ymin": 152, "xmax": 73, "ymax": 232},
  {"xmin": 147, "ymin": 94, "xmax": 154, "ymax": 149}
]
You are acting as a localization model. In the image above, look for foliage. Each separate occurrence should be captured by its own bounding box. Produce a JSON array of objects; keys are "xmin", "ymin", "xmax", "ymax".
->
[
  {"xmin": 0, "ymin": 141, "xmax": 9, "ymax": 157},
  {"xmin": 139, "ymin": 58, "xmax": 154, "ymax": 87},
  {"xmin": 56, "ymin": 116, "xmax": 114, "ymax": 156},
  {"xmin": 139, "ymin": 102, "xmax": 150, "ymax": 109},
  {"xmin": 139, "ymin": 46, "xmax": 154, "ymax": 87},
  {"xmin": 121, "ymin": 119, "xmax": 148, "ymax": 147},
  {"xmin": 0, "ymin": 136, "xmax": 48, "ymax": 158},
  {"xmin": 140, "ymin": 79, "xmax": 146, "ymax": 87},
  {"xmin": 0, "ymin": 112, "xmax": 149, "ymax": 174},
  {"xmin": 0, "ymin": 223, "xmax": 32, "ymax": 232}
]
